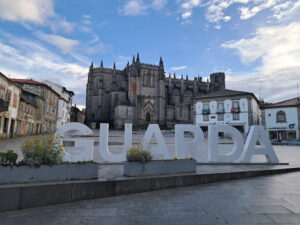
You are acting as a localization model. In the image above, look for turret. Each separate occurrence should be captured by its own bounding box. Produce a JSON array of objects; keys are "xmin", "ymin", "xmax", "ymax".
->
[
  {"xmin": 132, "ymin": 55, "xmax": 135, "ymax": 64},
  {"xmin": 100, "ymin": 60, "xmax": 103, "ymax": 68},
  {"xmin": 89, "ymin": 62, "xmax": 93, "ymax": 71},
  {"xmin": 210, "ymin": 72, "xmax": 225, "ymax": 91},
  {"xmin": 206, "ymin": 78, "xmax": 210, "ymax": 92},
  {"xmin": 186, "ymin": 75, "xmax": 188, "ymax": 80},
  {"xmin": 173, "ymin": 72, "xmax": 176, "ymax": 79},
  {"xmin": 159, "ymin": 57, "xmax": 164, "ymax": 68},
  {"xmin": 136, "ymin": 53, "xmax": 140, "ymax": 63}
]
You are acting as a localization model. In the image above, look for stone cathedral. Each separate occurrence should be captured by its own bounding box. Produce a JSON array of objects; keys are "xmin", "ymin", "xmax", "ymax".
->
[{"xmin": 85, "ymin": 53, "xmax": 225, "ymax": 129}]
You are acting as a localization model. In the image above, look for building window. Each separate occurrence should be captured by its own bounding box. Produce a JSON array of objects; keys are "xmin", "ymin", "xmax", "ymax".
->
[
  {"xmin": 217, "ymin": 102, "xmax": 224, "ymax": 113},
  {"xmin": 203, "ymin": 104, "xmax": 210, "ymax": 114},
  {"xmin": 276, "ymin": 111, "xmax": 286, "ymax": 123},
  {"xmin": 217, "ymin": 114, "xmax": 224, "ymax": 121},
  {"xmin": 203, "ymin": 115, "xmax": 209, "ymax": 121},
  {"xmin": 0, "ymin": 85, "xmax": 5, "ymax": 99},
  {"xmin": 6, "ymin": 90, "xmax": 11, "ymax": 105},
  {"xmin": 231, "ymin": 101, "xmax": 240, "ymax": 113},
  {"xmin": 233, "ymin": 113, "xmax": 240, "ymax": 120}
]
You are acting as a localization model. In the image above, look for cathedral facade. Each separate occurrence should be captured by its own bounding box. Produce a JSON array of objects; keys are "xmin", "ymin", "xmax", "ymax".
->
[{"xmin": 85, "ymin": 53, "xmax": 225, "ymax": 129}]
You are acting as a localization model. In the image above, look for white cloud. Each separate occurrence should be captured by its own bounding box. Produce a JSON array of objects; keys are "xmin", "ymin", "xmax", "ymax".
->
[
  {"xmin": 169, "ymin": 65, "xmax": 187, "ymax": 71},
  {"xmin": 179, "ymin": 0, "xmax": 201, "ymax": 21},
  {"xmin": 84, "ymin": 42, "xmax": 112, "ymax": 55},
  {"xmin": 50, "ymin": 17, "xmax": 75, "ymax": 33},
  {"xmin": 35, "ymin": 32, "xmax": 80, "ymax": 54},
  {"xmin": 0, "ymin": 0, "xmax": 76, "ymax": 34},
  {"xmin": 178, "ymin": 0, "xmax": 300, "ymax": 28},
  {"xmin": 152, "ymin": 0, "xmax": 168, "ymax": 10},
  {"xmin": 120, "ymin": 0, "xmax": 148, "ymax": 16},
  {"xmin": 0, "ymin": 0, "xmax": 54, "ymax": 24},
  {"xmin": 0, "ymin": 32, "xmax": 88, "ymax": 105},
  {"xmin": 222, "ymin": 22, "xmax": 300, "ymax": 102},
  {"xmin": 182, "ymin": 11, "xmax": 192, "ymax": 19},
  {"xmin": 239, "ymin": 0, "xmax": 277, "ymax": 20},
  {"xmin": 120, "ymin": 0, "xmax": 168, "ymax": 16}
]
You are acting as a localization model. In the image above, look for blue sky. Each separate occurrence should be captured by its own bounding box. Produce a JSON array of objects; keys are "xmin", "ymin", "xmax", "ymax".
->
[{"xmin": 0, "ymin": 0, "xmax": 299, "ymax": 108}]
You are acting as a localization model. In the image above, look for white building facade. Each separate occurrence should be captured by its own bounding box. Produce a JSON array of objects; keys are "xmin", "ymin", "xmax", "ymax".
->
[
  {"xmin": 44, "ymin": 81, "xmax": 74, "ymax": 128},
  {"xmin": 195, "ymin": 90, "xmax": 261, "ymax": 135},
  {"xmin": 264, "ymin": 98, "xmax": 300, "ymax": 140}
]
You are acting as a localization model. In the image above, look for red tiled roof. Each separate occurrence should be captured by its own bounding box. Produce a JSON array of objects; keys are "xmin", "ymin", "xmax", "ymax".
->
[
  {"xmin": 263, "ymin": 97, "xmax": 300, "ymax": 108},
  {"xmin": 10, "ymin": 79, "xmax": 44, "ymax": 85}
]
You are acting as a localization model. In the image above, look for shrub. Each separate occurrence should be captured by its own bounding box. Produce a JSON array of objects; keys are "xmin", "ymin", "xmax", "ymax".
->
[
  {"xmin": 22, "ymin": 136, "xmax": 64, "ymax": 166},
  {"xmin": 0, "ymin": 150, "xmax": 18, "ymax": 166},
  {"xmin": 126, "ymin": 144, "xmax": 152, "ymax": 162}
]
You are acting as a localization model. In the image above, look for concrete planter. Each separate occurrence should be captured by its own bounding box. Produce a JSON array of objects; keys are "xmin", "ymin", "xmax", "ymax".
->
[
  {"xmin": 0, "ymin": 163, "xmax": 99, "ymax": 184},
  {"xmin": 124, "ymin": 160, "xmax": 196, "ymax": 177}
]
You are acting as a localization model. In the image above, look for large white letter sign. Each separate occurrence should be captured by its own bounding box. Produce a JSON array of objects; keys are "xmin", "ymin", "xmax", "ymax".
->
[
  {"xmin": 240, "ymin": 126, "xmax": 279, "ymax": 163},
  {"xmin": 175, "ymin": 124, "xmax": 204, "ymax": 161},
  {"xmin": 208, "ymin": 125, "xmax": 244, "ymax": 162},
  {"xmin": 142, "ymin": 124, "xmax": 171, "ymax": 159},
  {"xmin": 99, "ymin": 123, "xmax": 132, "ymax": 162},
  {"xmin": 54, "ymin": 122, "xmax": 94, "ymax": 162}
]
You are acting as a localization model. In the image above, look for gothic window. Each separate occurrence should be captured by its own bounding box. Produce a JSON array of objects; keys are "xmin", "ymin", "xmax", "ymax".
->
[
  {"xmin": 144, "ymin": 71, "xmax": 153, "ymax": 87},
  {"xmin": 276, "ymin": 111, "xmax": 286, "ymax": 123},
  {"xmin": 146, "ymin": 112, "xmax": 151, "ymax": 122}
]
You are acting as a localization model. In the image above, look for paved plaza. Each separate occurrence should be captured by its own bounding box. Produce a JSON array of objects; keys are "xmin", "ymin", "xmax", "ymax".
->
[
  {"xmin": 1, "ymin": 130, "xmax": 299, "ymax": 165},
  {"xmin": 1, "ymin": 171, "xmax": 300, "ymax": 224}
]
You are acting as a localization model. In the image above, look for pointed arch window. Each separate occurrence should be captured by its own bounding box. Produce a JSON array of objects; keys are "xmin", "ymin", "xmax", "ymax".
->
[{"xmin": 276, "ymin": 110, "xmax": 286, "ymax": 123}]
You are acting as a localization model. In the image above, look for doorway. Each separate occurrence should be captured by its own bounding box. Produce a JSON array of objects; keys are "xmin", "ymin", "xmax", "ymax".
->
[{"xmin": 146, "ymin": 112, "xmax": 151, "ymax": 122}]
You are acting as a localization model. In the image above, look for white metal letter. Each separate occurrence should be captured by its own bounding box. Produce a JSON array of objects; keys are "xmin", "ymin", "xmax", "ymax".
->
[
  {"xmin": 240, "ymin": 126, "xmax": 279, "ymax": 163},
  {"xmin": 54, "ymin": 122, "xmax": 94, "ymax": 162},
  {"xmin": 142, "ymin": 124, "xmax": 171, "ymax": 159},
  {"xmin": 99, "ymin": 123, "xmax": 132, "ymax": 162},
  {"xmin": 208, "ymin": 125, "xmax": 244, "ymax": 162},
  {"xmin": 175, "ymin": 124, "xmax": 204, "ymax": 161}
]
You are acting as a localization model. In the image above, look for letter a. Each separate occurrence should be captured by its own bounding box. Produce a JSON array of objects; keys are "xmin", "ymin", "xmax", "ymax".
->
[
  {"xmin": 240, "ymin": 126, "xmax": 279, "ymax": 163},
  {"xmin": 142, "ymin": 124, "xmax": 171, "ymax": 159}
]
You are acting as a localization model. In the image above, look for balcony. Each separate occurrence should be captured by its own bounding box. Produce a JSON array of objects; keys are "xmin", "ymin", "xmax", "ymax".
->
[
  {"xmin": 231, "ymin": 107, "xmax": 240, "ymax": 113},
  {"xmin": 202, "ymin": 109, "xmax": 210, "ymax": 115},
  {"xmin": 0, "ymin": 98, "xmax": 9, "ymax": 112}
]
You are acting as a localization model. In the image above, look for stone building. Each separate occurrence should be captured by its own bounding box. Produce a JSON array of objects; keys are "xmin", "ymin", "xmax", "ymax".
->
[
  {"xmin": 17, "ymin": 90, "xmax": 44, "ymax": 136},
  {"xmin": 11, "ymin": 79, "xmax": 60, "ymax": 133},
  {"xmin": 70, "ymin": 105, "xmax": 85, "ymax": 123},
  {"xmin": 44, "ymin": 80, "xmax": 74, "ymax": 128},
  {"xmin": 0, "ymin": 72, "xmax": 21, "ymax": 138},
  {"xmin": 86, "ymin": 53, "xmax": 226, "ymax": 129}
]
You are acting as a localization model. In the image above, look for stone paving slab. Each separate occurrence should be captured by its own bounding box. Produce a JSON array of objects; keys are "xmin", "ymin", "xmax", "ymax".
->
[{"xmin": 2, "ymin": 171, "xmax": 300, "ymax": 224}]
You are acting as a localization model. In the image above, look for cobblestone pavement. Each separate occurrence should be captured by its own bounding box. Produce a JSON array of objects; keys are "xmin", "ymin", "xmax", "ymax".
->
[{"xmin": 1, "ymin": 171, "xmax": 300, "ymax": 225}]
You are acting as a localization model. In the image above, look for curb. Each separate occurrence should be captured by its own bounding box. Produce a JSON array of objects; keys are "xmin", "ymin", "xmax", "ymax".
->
[{"xmin": 1, "ymin": 166, "xmax": 300, "ymax": 212}]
